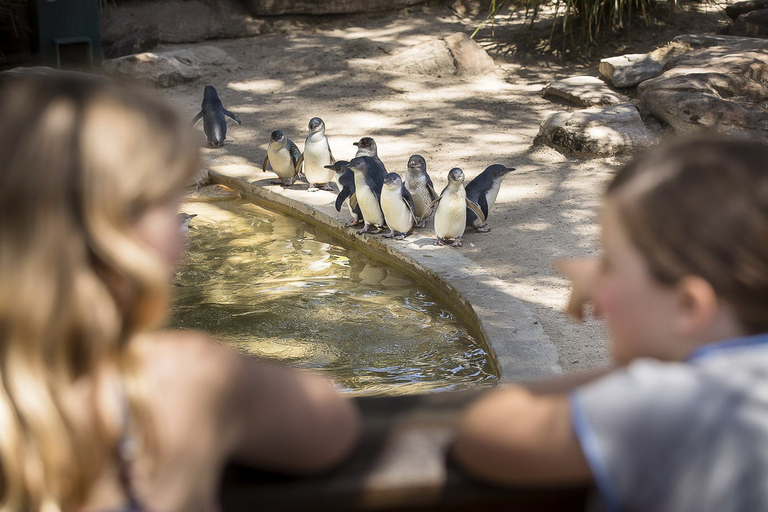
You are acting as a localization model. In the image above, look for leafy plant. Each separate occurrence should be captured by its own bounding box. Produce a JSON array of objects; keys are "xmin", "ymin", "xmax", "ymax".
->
[{"xmin": 471, "ymin": 0, "xmax": 657, "ymax": 50}]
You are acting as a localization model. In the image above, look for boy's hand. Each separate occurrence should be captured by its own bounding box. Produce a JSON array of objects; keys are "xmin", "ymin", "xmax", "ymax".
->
[{"xmin": 554, "ymin": 258, "xmax": 599, "ymax": 321}]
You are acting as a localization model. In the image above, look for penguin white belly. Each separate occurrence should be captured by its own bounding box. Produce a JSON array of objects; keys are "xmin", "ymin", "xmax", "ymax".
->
[
  {"xmin": 406, "ymin": 179, "xmax": 432, "ymax": 218},
  {"xmin": 268, "ymin": 147, "xmax": 294, "ymax": 180},
  {"xmin": 434, "ymin": 194, "xmax": 466, "ymax": 239},
  {"xmin": 485, "ymin": 181, "xmax": 502, "ymax": 210},
  {"xmin": 303, "ymin": 137, "xmax": 334, "ymax": 184},
  {"xmin": 355, "ymin": 176, "xmax": 384, "ymax": 226},
  {"xmin": 380, "ymin": 188, "xmax": 413, "ymax": 233}
]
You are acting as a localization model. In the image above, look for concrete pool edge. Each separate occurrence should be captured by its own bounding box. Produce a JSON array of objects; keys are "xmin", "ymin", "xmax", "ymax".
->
[{"xmin": 205, "ymin": 167, "xmax": 562, "ymax": 383}]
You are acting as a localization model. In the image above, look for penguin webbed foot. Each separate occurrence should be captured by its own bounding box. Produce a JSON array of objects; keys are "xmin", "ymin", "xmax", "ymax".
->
[
  {"xmin": 434, "ymin": 237, "xmax": 445, "ymax": 246},
  {"xmin": 344, "ymin": 219, "xmax": 361, "ymax": 227},
  {"xmin": 451, "ymin": 239, "xmax": 463, "ymax": 248},
  {"xmin": 393, "ymin": 232, "xmax": 407, "ymax": 240},
  {"xmin": 356, "ymin": 224, "xmax": 371, "ymax": 234},
  {"xmin": 474, "ymin": 224, "xmax": 491, "ymax": 233},
  {"xmin": 271, "ymin": 178, "xmax": 285, "ymax": 185},
  {"xmin": 320, "ymin": 183, "xmax": 334, "ymax": 192},
  {"xmin": 307, "ymin": 185, "xmax": 320, "ymax": 192},
  {"xmin": 416, "ymin": 219, "xmax": 427, "ymax": 228},
  {"xmin": 383, "ymin": 230, "xmax": 396, "ymax": 239}
]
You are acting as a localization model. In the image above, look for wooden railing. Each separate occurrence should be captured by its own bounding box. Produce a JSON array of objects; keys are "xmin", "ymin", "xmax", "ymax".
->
[{"xmin": 220, "ymin": 390, "xmax": 589, "ymax": 511}]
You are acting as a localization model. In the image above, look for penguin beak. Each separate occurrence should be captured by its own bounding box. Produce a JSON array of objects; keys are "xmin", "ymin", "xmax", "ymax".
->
[{"xmin": 353, "ymin": 142, "xmax": 359, "ymax": 147}]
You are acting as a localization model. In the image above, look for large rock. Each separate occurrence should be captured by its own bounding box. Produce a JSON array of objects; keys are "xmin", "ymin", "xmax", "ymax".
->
[
  {"xmin": 673, "ymin": 33, "xmax": 768, "ymax": 49},
  {"xmin": 729, "ymin": 8, "xmax": 768, "ymax": 37},
  {"xmin": 100, "ymin": 0, "xmax": 265, "ymax": 45},
  {"xmin": 380, "ymin": 40, "xmax": 456, "ymax": 76},
  {"xmin": 443, "ymin": 32, "xmax": 495, "ymax": 76},
  {"xmin": 543, "ymin": 76, "xmax": 624, "ymax": 107},
  {"xmin": 725, "ymin": 0, "xmax": 768, "ymax": 20},
  {"xmin": 535, "ymin": 104, "xmax": 658, "ymax": 157},
  {"xmin": 102, "ymin": 46, "xmax": 234, "ymax": 87},
  {"xmin": 599, "ymin": 54, "xmax": 663, "ymax": 87},
  {"xmin": 639, "ymin": 73, "xmax": 768, "ymax": 135},
  {"xmin": 243, "ymin": 0, "xmax": 425, "ymax": 15},
  {"xmin": 662, "ymin": 40, "xmax": 768, "ymax": 83}
]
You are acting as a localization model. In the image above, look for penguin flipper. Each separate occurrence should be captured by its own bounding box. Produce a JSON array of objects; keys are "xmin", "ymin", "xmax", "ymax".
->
[
  {"xmin": 223, "ymin": 109, "xmax": 242, "ymax": 125},
  {"xmin": 426, "ymin": 176, "xmax": 438, "ymax": 200},
  {"xmin": 422, "ymin": 196, "xmax": 441, "ymax": 217},
  {"xmin": 402, "ymin": 186, "xmax": 417, "ymax": 223},
  {"xmin": 478, "ymin": 193, "xmax": 490, "ymax": 220},
  {"xmin": 288, "ymin": 140, "xmax": 302, "ymax": 171},
  {"xmin": 191, "ymin": 111, "xmax": 203, "ymax": 127},
  {"xmin": 295, "ymin": 153, "xmax": 305, "ymax": 175},
  {"xmin": 336, "ymin": 188, "xmax": 351, "ymax": 212},
  {"xmin": 327, "ymin": 140, "xmax": 336, "ymax": 164},
  {"xmin": 262, "ymin": 156, "xmax": 270, "ymax": 172},
  {"xmin": 466, "ymin": 199, "xmax": 487, "ymax": 224},
  {"xmin": 349, "ymin": 193, "xmax": 358, "ymax": 211}
]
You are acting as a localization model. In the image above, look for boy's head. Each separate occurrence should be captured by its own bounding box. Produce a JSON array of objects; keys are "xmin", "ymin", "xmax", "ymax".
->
[{"xmin": 599, "ymin": 137, "xmax": 768, "ymax": 362}]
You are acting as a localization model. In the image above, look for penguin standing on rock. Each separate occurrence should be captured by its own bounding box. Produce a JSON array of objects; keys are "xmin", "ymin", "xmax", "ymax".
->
[
  {"xmin": 191, "ymin": 85, "xmax": 241, "ymax": 147},
  {"xmin": 465, "ymin": 164, "xmax": 516, "ymax": 232},
  {"xmin": 353, "ymin": 137, "xmax": 386, "ymax": 171},
  {"xmin": 346, "ymin": 156, "xmax": 387, "ymax": 234},
  {"xmin": 262, "ymin": 130, "xmax": 302, "ymax": 186},
  {"xmin": 404, "ymin": 154, "xmax": 437, "ymax": 228},
  {"xmin": 296, "ymin": 117, "xmax": 335, "ymax": 191},
  {"xmin": 325, "ymin": 161, "xmax": 363, "ymax": 226},
  {"xmin": 380, "ymin": 173, "xmax": 417, "ymax": 240},
  {"xmin": 424, "ymin": 168, "xmax": 485, "ymax": 247}
]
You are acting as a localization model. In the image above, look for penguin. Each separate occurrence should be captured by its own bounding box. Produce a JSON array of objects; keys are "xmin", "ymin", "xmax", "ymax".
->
[
  {"xmin": 325, "ymin": 161, "xmax": 363, "ymax": 227},
  {"xmin": 465, "ymin": 164, "xmax": 516, "ymax": 232},
  {"xmin": 296, "ymin": 117, "xmax": 335, "ymax": 191},
  {"xmin": 424, "ymin": 168, "xmax": 486, "ymax": 247},
  {"xmin": 346, "ymin": 156, "xmax": 387, "ymax": 234},
  {"xmin": 404, "ymin": 154, "xmax": 437, "ymax": 228},
  {"xmin": 178, "ymin": 212, "xmax": 197, "ymax": 237},
  {"xmin": 380, "ymin": 173, "xmax": 417, "ymax": 240},
  {"xmin": 262, "ymin": 130, "xmax": 302, "ymax": 186},
  {"xmin": 353, "ymin": 137, "xmax": 386, "ymax": 171},
  {"xmin": 191, "ymin": 85, "xmax": 241, "ymax": 147}
]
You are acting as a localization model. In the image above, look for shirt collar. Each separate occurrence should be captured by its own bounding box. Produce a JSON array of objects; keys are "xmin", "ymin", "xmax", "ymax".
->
[{"xmin": 687, "ymin": 332, "xmax": 768, "ymax": 362}]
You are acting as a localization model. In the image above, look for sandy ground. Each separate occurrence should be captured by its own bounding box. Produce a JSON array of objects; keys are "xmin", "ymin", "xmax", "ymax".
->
[{"xmin": 158, "ymin": 2, "xmax": 725, "ymax": 373}]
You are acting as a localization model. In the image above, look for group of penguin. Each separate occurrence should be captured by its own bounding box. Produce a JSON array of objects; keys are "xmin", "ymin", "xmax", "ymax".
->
[{"xmin": 192, "ymin": 85, "xmax": 516, "ymax": 247}]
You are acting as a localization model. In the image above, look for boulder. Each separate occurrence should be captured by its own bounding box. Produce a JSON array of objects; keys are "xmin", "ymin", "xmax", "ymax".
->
[
  {"xmin": 662, "ymin": 42, "xmax": 768, "ymax": 83},
  {"xmin": 104, "ymin": 25, "xmax": 161, "ymax": 59},
  {"xmin": 380, "ymin": 40, "xmax": 456, "ymax": 76},
  {"xmin": 534, "ymin": 104, "xmax": 658, "ymax": 157},
  {"xmin": 673, "ymin": 34, "xmax": 768, "ymax": 49},
  {"xmin": 443, "ymin": 32, "xmax": 495, "ymax": 76},
  {"xmin": 102, "ymin": 46, "xmax": 234, "ymax": 87},
  {"xmin": 599, "ymin": 54, "xmax": 662, "ymax": 87},
  {"xmin": 242, "ymin": 0, "xmax": 425, "ymax": 15},
  {"xmin": 100, "ymin": 0, "xmax": 265, "ymax": 45},
  {"xmin": 543, "ymin": 76, "xmax": 624, "ymax": 107},
  {"xmin": 725, "ymin": 0, "xmax": 768, "ymax": 20},
  {"xmin": 729, "ymin": 8, "xmax": 768, "ymax": 38}
]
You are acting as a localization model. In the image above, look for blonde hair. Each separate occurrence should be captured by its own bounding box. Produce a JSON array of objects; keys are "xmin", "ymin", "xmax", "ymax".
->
[
  {"xmin": 0, "ymin": 74, "xmax": 199, "ymax": 510},
  {"xmin": 608, "ymin": 137, "xmax": 768, "ymax": 334}
]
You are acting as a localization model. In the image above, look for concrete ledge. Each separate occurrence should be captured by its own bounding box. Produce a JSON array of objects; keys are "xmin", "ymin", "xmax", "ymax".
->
[{"xmin": 207, "ymin": 164, "xmax": 561, "ymax": 382}]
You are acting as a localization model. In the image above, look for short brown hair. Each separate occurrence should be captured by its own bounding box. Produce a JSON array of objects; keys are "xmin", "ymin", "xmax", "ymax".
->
[{"xmin": 608, "ymin": 137, "xmax": 768, "ymax": 334}]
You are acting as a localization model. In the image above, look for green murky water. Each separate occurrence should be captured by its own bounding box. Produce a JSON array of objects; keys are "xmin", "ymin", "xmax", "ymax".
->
[{"xmin": 169, "ymin": 199, "xmax": 497, "ymax": 396}]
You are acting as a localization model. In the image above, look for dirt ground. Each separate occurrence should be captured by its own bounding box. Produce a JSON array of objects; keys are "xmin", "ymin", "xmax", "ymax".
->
[{"xmin": 159, "ymin": 1, "xmax": 727, "ymax": 373}]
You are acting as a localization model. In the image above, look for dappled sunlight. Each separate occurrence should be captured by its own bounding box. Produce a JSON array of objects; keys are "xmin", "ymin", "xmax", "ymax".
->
[{"xmin": 228, "ymin": 78, "xmax": 286, "ymax": 93}]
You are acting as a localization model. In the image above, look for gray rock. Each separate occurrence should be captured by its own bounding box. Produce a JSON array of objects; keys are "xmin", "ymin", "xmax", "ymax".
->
[
  {"xmin": 673, "ymin": 34, "xmax": 768, "ymax": 49},
  {"xmin": 100, "ymin": 0, "xmax": 265, "ymax": 45},
  {"xmin": 663, "ymin": 42, "xmax": 768, "ymax": 83},
  {"xmin": 730, "ymin": 8, "xmax": 768, "ymax": 38},
  {"xmin": 102, "ymin": 46, "xmax": 234, "ymax": 87},
  {"xmin": 599, "ymin": 53, "xmax": 663, "ymax": 87},
  {"xmin": 543, "ymin": 76, "xmax": 624, "ymax": 107},
  {"xmin": 104, "ymin": 25, "xmax": 161, "ymax": 59},
  {"xmin": 243, "ymin": 0, "xmax": 425, "ymax": 15},
  {"xmin": 380, "ymin": 40, "xmax": 456, "ymax": 76},
  {"xmin": 535, "ymin": 104, "xmax": 658, "ymax": 157},
  {"xmin": 725, "ymin": 0, "xmax": 768, "ymax": 20},
  {"xmin": 443, "ymin": 32, "xmax": 495, "ymax": 76}
]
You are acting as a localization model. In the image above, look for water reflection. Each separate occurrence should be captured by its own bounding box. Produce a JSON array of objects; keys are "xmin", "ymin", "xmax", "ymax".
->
[{"xmin": 170, "ymin": 199, "xmax": 497, "ymax": 395}]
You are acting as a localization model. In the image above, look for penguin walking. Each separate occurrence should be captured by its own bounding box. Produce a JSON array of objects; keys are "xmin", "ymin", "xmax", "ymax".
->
[
  {"xmin": 353, "ymin": 137, "xmax": 386, "ymax": 171},
  {"xmin": 465, "ymin": 164, "xmax": 516, "ymax": 232},
  {"xmin": 262, "ymin": 130, "xmax": 302, "ymax": 186},
  {"xmin": 325, "ymin": 161, "xmax": 363, "ymax": 226},
  {"xmin": 191, "ymin": 85, "xmax": 241, "ymax": 147},
  {"xmin": 424, "ymin": 168, "xmax": 485, "ymax": 247},
  {"xmin": 380, "ymin": 173, "xmax": 417, "ymax": 240},
  {"xmin": 296, "ymin": 117, "xmax": 335, "ymax": 191},
  {"xmin": 346, "ymin": 156, "xmax": 387, "ymax": 234},
  {"xmin": 404, "ymin": 154, "xmax": 437, "ymax": 228}
]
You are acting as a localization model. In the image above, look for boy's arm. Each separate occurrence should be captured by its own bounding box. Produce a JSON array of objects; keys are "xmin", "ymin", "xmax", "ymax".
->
[{"xmin": 452, "ymin": 386, "xmax": 591, "ymax": 485}]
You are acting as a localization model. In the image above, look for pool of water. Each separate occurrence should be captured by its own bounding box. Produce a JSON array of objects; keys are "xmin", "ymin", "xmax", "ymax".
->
[{"xmin": 169, "ymin": 199, "xmax": 497, "ymax": 396}]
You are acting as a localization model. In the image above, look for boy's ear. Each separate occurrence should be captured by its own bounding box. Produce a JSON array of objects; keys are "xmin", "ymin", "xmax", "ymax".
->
[{"xmin": 674, "ymin": 276, "xmax": 718, "ymax": 336}]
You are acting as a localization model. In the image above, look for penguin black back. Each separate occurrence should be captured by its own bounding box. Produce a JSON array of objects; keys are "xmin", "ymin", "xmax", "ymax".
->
[
  {"xmin": 465, "ymin": 164, "xmax": 515, "ymax": 229},
  {"xmin": 192, "ymin": 85, "xmax": 242, "ymax": 147}
]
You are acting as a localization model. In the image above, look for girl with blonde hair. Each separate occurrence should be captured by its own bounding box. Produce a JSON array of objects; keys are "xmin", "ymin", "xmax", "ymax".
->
[{"xmin": 0, "ymin": 73, "xmax": 359, "ymax": 512}]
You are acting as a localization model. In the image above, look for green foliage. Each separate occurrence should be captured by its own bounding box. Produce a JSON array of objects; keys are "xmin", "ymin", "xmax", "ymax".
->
[{"xmin": 471, "ymin": 0, "xmax": 659, "ymax": 49}]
